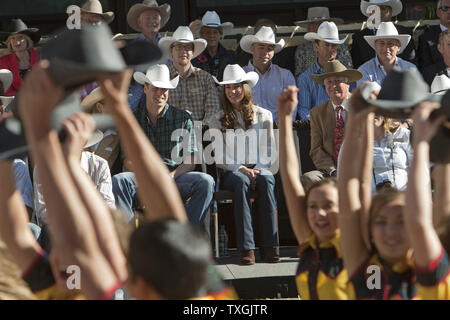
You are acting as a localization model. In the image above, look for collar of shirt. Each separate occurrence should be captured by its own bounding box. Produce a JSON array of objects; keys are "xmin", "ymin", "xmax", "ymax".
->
[
  {"xmin": 246, "ymin": 60, "xmax": 273, "ymax": 76},
  {"xmin": 297, "ymin": 231, "xmax": 342, "ymax": 258},
  {"xmin": 375, "ymin": 54, "xmax": 399, "ymax": 71},
  {"xmin": 170, "ymin": 63, "xmax": 196, "ymax": 79},
  {"xmin": 441, "ymin": 24, "xmax": 448, "ymax": 32}
]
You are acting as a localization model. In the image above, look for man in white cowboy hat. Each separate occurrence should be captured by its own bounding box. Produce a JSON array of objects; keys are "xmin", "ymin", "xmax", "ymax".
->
[
  {"xmin": 423, "ymin": 29, "xmax": 450, "ymax": 86},
  {"xmin": 351, "ymin": 0, "xmax": 416, "ymax": 69},
  {"xmin": 356, "ymin": 21, "xmax": 417, "ymax": 87},
  {"xmin": 127, "ymin": 0, "xmax": 171, "ymax": 44},
  {"xmin": 158, "ymin": 26, "xmax": 221, "ymax": 126},
  {"xmin": 112, "ymin": 64, "xmax": 215, "ymax": 226},
  {"xmin": 80, "ymin": 0, "xmax": 114, "ymax": 26},
  {"xmin": 191, "ymin": 11, "xmax": 236, "ymax": 81},
  {"xmin": 418, "ymin": 0, "xmax": 450, "ymax": 73},
  {"xmin": 303, "ymin": 60, "xmax": 363, "ymax": 186},
  {"xmin": 240, "ymin": 26, "xmax": 295, "ymax": 122},
  {"xmin": 294, "ymin": 7, "xmax": 353, "ymax": 77}
]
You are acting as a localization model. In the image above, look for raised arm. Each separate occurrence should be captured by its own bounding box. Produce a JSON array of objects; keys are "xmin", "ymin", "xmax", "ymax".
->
[
  {"xmin": 277, "ymin": 86, "xmax": 312, "ymax": 244},
  {"xmin": 337, "ymin": 86, "xmax": 374, "ymax": 277},
  {"xmin": 405, "ymin": 102, "xmax": 446, "ymax": 267},
  {"xmin": 432, "ymin": 163, "xmax": 450, "ymax": 229},
  {"xmin": 98, "ymin": 71, "xmax": 187, "ymax": 223}
]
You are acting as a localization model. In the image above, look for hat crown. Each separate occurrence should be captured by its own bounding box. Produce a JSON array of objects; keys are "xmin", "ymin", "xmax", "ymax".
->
[
  {"xmin": 307, "ymin": 7, "xmax": 331, "ymax": 20},
  {"xmin": 317, "ymin": 21, "xmax": 339, "ymax": 40},
  {"xmin": 6, "ymin": 19, "xmax": 29, "ymax": 33},
  {"xmin": 254, "ymin": 26, "xmax": 276, "ymax": 43},
  {"xmin": 431, "ymin": 75, "xmax": 450, "ymax": 94},
  {"xmin": 378, "ymin": 68, "xmax": 429, "ymax": 102},
  {"xmin": 322, "ymin": 60, "xmax": 348, "ymax": 74},
  {"xmin": 172, "ymin": 26, "xmax": 195, "ymax": 42},
  {"xmin": 202, "ymin": 11, "xmax": 221, "ymax": 26},
  {"xmin": 81, "ymin": 0, "xmax": 104, "ymax": 13},
  {"xmin": 222, "ymin": 64, "xmax": 247, "ymax": 82},
  {"xmin": 375, "ymin": 22, "xmax": 399, "ymax": 37},
  {"xmin": 146, "ymin": 64, "xmax": 171, "ymax": 83},
  {"xmin": 369, "ymin": 0, "xmax": 391, "ymax": 4},
  {"xmin": 142, "ymin": 0, "xmax": 160, "ymax": 6}
]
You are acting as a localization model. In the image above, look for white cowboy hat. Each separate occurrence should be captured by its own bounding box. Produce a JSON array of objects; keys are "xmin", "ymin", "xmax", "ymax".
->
[
  {"xmin": 294, "ymin": 7, "xmax": 344, "ymax": 28},
  {"xmin": 81, "ymin": 0, "xmax": 115, "ymax": 24},
  {"xmin": 158, "ymin": 26, "xmax": 207, "ymax": 58},
  {"xmin": 213, "ymin": 64, "xmax": 259, "ymax": 88},
  {"xmin": 127, "ymin": 0, "xmax": 171, "ymax": 32},
  {"xmin": 84, "ymin": 129, "xmax": 104, "ymax": 149},
  {"xmin": 0, "ymin": 69, "xmax": 12, "ymax": 94},
  {"xmin": 304, "ymin": 21, "xmax": 348, "ymax": 45},
  {"xmin": 239, "ymin": 26, "xmax": 285, "ymax": 54},
  {"xmin": 364, "ymin": 21, "xmax": 411, "ymax": 54},
  {"xmin": 431, "ymin": 74, "xmax": 450, "ymax": 95},
  {"xmin": 360, "ymin": 0, "xmax": 403, "ymax": 18},
  {"xmin": 200, "ymin": 11, "xmax": 234, "ymax": 34},
  {"xmin": 133, "ymin": 64, "xmax": 179, "ymax": 89}
]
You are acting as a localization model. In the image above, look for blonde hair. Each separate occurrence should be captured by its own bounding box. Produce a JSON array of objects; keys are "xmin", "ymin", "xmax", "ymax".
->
[{"xmin": 5, "ymin": 34, "xmax": 34, "ymax": 52}]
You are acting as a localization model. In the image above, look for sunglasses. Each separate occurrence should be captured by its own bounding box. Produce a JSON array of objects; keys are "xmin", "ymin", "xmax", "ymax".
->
[{"xmin": 439, "ymin": 5, "xmax": 450, "ymax": 12}]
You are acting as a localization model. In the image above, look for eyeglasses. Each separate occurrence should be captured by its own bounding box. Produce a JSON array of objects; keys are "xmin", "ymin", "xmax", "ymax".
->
[
  {"xmin": 171, "ymin": 44, "xmax": 194, "ymax": 52},
  {"xmin": 439, "ymin": 5, "xmax": 450, "ymax": 12}
]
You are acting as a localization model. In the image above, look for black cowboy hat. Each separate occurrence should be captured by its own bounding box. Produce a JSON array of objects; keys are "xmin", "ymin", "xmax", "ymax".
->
[
  {"xmin": 40, "ymin": 23, "xmax": 162, "ymax": 91},
  {"xmin": 0, "ymin": 19, "xmax": 41, "ymax": 44},
  {"xmin": 430, "ymin": 90, "xmax": 450, "ymax": 164},
  {"xmin": 0, "ymin": 93, "xmax": 116, "ymax": 160},
  {"xmin": 360, "ymin": 68, "xmax": 441, "ymax": 119}
]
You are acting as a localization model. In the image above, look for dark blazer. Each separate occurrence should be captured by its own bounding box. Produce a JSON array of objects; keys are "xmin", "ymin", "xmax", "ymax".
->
[
  {"xmin": 418, "ymin": 24, "xmax": 444, "ymax": 73},
  {"xmin": 351, "ymin": 25, "xmax": 417, "ymax": 69},
  {"xmin": 422, "ymin": 60, "xmax": 449, "ymax": 86}
]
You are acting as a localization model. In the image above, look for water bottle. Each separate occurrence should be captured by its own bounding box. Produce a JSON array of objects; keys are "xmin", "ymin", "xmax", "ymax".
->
[{"xmin": 219, "ymin": 225, "xmax": 229, "ymax": 257}]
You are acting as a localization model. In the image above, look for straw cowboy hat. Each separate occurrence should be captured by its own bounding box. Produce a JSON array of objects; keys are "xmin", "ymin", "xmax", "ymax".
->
[
  {"xmin": 430, "ymin": 90, "xmax": 450, "ymax": 164},
  {"xmin": 310, "ymin": 60, "xmax": 363, "ymax": 85},
  {"xmin": 0, "ymin": 19, "xmax": 41, "ymax": 44},
  {"xmin": 82, "ymin": 87, "xmax": 132, "ymax": 113},
  {"xmin": 239, "ymin": 26, "xmax": 285, "ymax": 54},
  {"xmin": 158, "ymin": 26, "xmax": 207, "ymax": 58},
  {"xmin": 127, "ymin": 0, "xmax": 171, "ymax": 32},
  {"xmin": 80, "ymin": 0, "xmax": 114, "ymax": 24},
  {"xmin": 359, "ymin": 68, "xmax": 440, "ymax": 118},
  {"xmin": 431, "ymin": 75, "xmax": 450, "ymax": 95},
  {"xmin": 294, "ymin": 7, "xmax": 344, "ymax": 28},
  {"xmin": 199, "ymin": 11, "xmax": 234, "ymax": 34},
  {"xmin": 363, "ymin": 21, "xmax": 411, "ymax": 54},
  {"xmin": 134, "ymin": 64, "xmax": 179, "ymax": 89},
  {"xmin": 304, "ymin": 21, "xmax": 348, "ymax": 45},
  {"xmin": 360, "ymin": 0, "xmax": 403, "ymax": 18},
  {"xmin": 213, "ymin": 64, "xmax": 259, "ymax": 88}
]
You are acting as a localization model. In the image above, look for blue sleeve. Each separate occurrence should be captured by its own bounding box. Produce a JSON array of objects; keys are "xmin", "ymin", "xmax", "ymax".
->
[
  {"xmin": 285, "ymin": 70, "xmax": 298, "ymax": 120},
  {"xmin": 296, "ymin": 73, "xmax": 312, "ymax": 121}
]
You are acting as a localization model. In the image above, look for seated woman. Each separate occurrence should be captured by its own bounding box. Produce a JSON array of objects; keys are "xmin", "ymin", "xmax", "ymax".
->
[
  {"xmin": 0, "ymin": 19, "xmax": 40, "ymax": 96},
  {"xmin": 277, "ymin": 86, "xmax": 348, "ymax": 300},
  {"xmin": 338, "ymin": 84, "xmax": 447, "ymax": 300},
  {"xmin": 209, "ymin": 64, "xmax": 279, "ymax": 265}
]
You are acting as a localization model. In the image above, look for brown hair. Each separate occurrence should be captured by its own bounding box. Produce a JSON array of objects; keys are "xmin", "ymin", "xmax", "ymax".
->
[
  {"xmin": 5, "ymin": 34, "xmax": 34, "ymax": 52},
  {"xmin": 305, "ymin": 178, "xmax": 338, "ymax": 205},
  {"xmin": 439, "ymin": 29, "xmax": 450, "ymax": 46},
  {"xmin": 220, "ymin": 83, "xmax": 255, "ymax": 130}
]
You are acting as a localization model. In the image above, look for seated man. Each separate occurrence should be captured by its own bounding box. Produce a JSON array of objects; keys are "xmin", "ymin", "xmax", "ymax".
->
[
  {"xmin": 423, "ymin": 29, "xmax": 450, "ymax": 86},
  {"xmin": 80, "ymin": 0, "xmax": 114, "ymax": 26},
  {"xmin": 112, "ymin": 64, "xmax": 215, "ymax": 226},
  {"xmin": 351, "ymin": 0, "xmax": 416, "ymax": 68},
  {"xmin": 357, "ymin": 22, "xmax": 417, "ymax": 87},
  {"xmin": 303, "ymin": 60, "xmax": 363, "ymax": 188}
]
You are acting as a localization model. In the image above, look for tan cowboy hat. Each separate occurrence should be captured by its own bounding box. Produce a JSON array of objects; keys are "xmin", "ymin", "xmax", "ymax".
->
[
  {"xmin": 81, "ymin": 0, "xmax": 115, "ymax": 24},
  {"xmin": 239, "ymin": 26, "xmax": 285, "ymax": 54},
  {"xmin": 310, "ymin": 60, "xmax": 363, "ymax": 85},
  {"xmin": 127, "ymin": 0, "xmax": 171, "ymax": 32},
  {"xmin": 294, "ymin": 7, "xmax": 344, "ymax": 28},
  {"xmin": 82, "ymin": 87, "xmax": 132, "ymax": 113},
  {"xmin": 158, "ymin": 26, "xmax": 207, "ymax": 58},
  {"xmin": 84, "ymin": 130, "xmax": 104, "ymax": 149},
  {"xmin": 364, "ymin": 22, "xmax": 411, "ymax": 54},
  {"xmin": 361, "ymin": 0, "xmax": 403, "ymax": 18}
]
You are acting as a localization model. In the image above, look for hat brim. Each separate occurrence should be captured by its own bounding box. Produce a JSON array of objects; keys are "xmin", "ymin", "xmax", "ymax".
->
[
  {"xmin": 133, "ymin": 72, "xmax": 180, "ymax": 89},
  {"xmin": 213, "ymin": 71, "xmax": 259, "ymax": 88},
  {"xmin": 294, "ymin": 17, "xmax": 344, "ymax": 28},
  {"xmin": 311, "ymin": 69, "xmax": 363, "ymax": 85},
  {"xmin": 0, "ymin": 96, "xmax": 14, "ymax": 109},
  {"xmin": 304, "ymin": 33, "xmax": 348, "ymax": 45},
  {"xmin": 127, "ymin": 3, "xmax": 171, "ymax": 32},
  {"xmin": 0, "ymin": 69, "xmax": 13, "ymax": 93},
  {"xmin": 0, "ymin": 29, "xmax": 41, "ymax": 44},
  {"xmin": 84, "ymin": 129, "xmax": 104, "ymax": 149},
  {"xmin": 158, "ymin": 37, "xmax": 207, "ymax": 59},
  {"xmin": 80, "ymin": 9, "xmax": 115, "ymax": 24},
  {"xmin": 200, "ymin": 22, "xmax": 234, "ymax": 34},
  {"xmin": 361, "ymin": 0, "xmax": 403, "ymax": 17},
  {"xmin": 239, "ymin": 35, "xmax": 285, "ymax": 54},
  {"xmin": 364, "ymin": 34, "xmax": 410, "ymax": 54}
]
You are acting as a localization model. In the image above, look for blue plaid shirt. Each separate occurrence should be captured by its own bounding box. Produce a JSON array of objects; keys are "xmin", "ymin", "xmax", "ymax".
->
[{"xmin": 133, "ymin": 101, "xmax": 197, "ymax": 171}]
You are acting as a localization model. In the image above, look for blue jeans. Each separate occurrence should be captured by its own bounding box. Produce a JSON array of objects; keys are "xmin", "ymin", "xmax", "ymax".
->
[
  {"xmin": 222, "ymin": 171, "xmax": 278, "ymax": 251},
  {"xmin": 112, "ymin": 171, "xmax": 214, "ymax": 226}
]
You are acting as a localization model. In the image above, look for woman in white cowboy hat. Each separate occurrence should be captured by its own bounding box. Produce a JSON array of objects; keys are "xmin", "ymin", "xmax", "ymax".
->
[
  {"xmin": 191, "ymin": 11, "xmax": 236, "ymax": 81},
  {"xmin": 0, "ymin": 19, "xmax": 40, "ymax": 96},
  {"xmin": 356, "ymin": 21, "xmax": 417, "ymax": 87},
  {"xmin": 208, "ymin": 64, "xmax": 279, "ymax": 265},
  {"xmin": 80, "ymin": 0, "xmax": 115, "ymax": 26}
]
